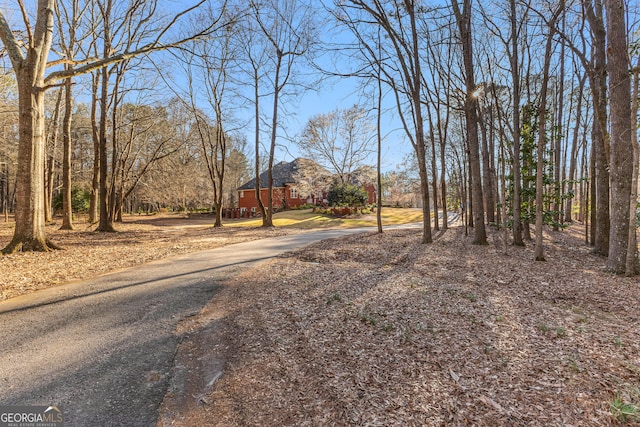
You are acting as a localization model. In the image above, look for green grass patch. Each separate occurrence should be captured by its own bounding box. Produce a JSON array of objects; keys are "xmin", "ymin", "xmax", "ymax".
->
[
  {"xmin": 224, "ymin": 208, "xmax": 423, "ymax": 229},
  {"xmin": 611, "ymin": 392, "xmax": 640, "ymax": 422}
]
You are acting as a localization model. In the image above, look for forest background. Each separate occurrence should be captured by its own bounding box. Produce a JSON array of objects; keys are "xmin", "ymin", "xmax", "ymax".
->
[{"xmin": 0, "ymin": 0, "xmax": 638, "ymax": 274}]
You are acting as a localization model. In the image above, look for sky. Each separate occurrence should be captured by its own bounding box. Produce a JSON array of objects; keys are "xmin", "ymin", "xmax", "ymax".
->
[
  {"xmin": 0, "ymin": 0, "xmax": 414, "ymax": 174},
  {"xmin": 257, "ymin": 72, "xmax": 412, "ymax": 173},
  {"xmin": 155, "ymin": 0, "xmax": 416, "ymax": 174}
]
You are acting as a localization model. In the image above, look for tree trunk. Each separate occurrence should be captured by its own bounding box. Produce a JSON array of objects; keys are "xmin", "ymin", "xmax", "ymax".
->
[
  {"xmin": 584, "ymin": 0, "xmax": 610, "ymax": 256},
  {"xmin": 535, "ymin": 4, "xmax": 561, "ymax": 261},
  {"xmin": 605, "ymin": 0, "xmax": 634, "ymax": 274},
  {"xmin": 214, "ymin": 126, "xmax": 226, "ymax": 228},
  {"xmin": 479, "ymin": 106, "xmax": 495, "ymax": 224},
  {"xmin": 552, "ymin": 30, "xmax": 565, "ymax": 231},
  {"xmin": 429, "ymin": 126, "xmax": 439, "ymax": 232},
  {"xmin": 264, "ymin": 52, "xmax": 284, "ymax": 228},
  {"xmin": 97, "ymin": 65, "xmax": 115, "ymax": 232},
  {"xmin": 97, "ymin": 63, "xmax": 115, "ymax": 232},
  {"xmin": 1, "ymin": 0, "xmax": 59, "ymax": 253},
  {"xmin": 253, "ymin": 69, "xmax": 267, "ymax": 221},
  {"xmin": 593, "ymin": 115, "xmax": 609, "ymax": 254},
  {"xmin": 417, "ymin": 143, "xmax": 432, "ymax": 244},
  {"xmin": 97, "ymin": 0, "xmax": 115, "ymax": 232},
  {"xmin": 410, "ymin": 4, "xmax": 431, "ymax": 244},
  {"xmin": 510, "ymin": 0, "xmax": 524, "ymax": 246},
  {"xmin": 4, "ymin": 68, "xmax": 57, "ymax": 252},
  {"xmin": 60, "ymin": 76, "xmax": 74, "ymax": 230},
  {"xmin": 376, "ymin": 57, "xmax": 383, "ymax": 234},
  {"xmin": 589, "ymin": 138, "xmax": 597, "ymax": 245},
  {"xmin": 44, "ymin": 89, "xmax": 62, "ymax": 224},
  {"xmin": 625, "ymin": 60, "xmax": 639, "ymax": 276},
  {"xmin": 89, "ymin": 72, "xmax": 100, "ymax": 224},
  {"xmin": 440, "ymin": 132, "xmax": 448, "ymax": 230},
  {"xmin": 565, "ymin": 73, "xmax": 586, "ymax": 222}
]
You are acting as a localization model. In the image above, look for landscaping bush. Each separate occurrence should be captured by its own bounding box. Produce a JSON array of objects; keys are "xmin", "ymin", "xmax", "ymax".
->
[{"xmin": 327, "ymin": 183, "xmax": 367, "ymax": 207}]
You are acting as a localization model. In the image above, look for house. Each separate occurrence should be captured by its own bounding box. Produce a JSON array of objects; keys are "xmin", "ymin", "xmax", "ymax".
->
[
  {"xmin": 237, "ymin": 158, "xmax": 377, "ymax": 214},
  {"xmin": 237, "ymin": 158, "xmax": 324, "ymax": 214}
]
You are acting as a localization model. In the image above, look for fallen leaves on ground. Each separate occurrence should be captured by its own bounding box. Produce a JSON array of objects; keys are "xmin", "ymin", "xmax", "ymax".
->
[
  {"xmin": 162, "ymin": 224, "xmax": 640, "ymax": 427},
  {"xmin": 0, "ymin": 215, "xmax": 298, "ymax": 301}
]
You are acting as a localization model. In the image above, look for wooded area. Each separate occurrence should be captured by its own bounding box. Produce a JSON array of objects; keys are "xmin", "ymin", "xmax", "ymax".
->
[{"xmin": 0, "ymin": 0, "xmax": 638, "ymax": 274}]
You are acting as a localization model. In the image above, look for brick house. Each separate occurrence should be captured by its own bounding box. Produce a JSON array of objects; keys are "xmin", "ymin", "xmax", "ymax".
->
[
  {"xmin": 237, "ymin": 158, "xmax": 377, "ymax": 214},
  {"xmin": 237, "ymin": 158, "xmax": 325, "ymax": 214}
]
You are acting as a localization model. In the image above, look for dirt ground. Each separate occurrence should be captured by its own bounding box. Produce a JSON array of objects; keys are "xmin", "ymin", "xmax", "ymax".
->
[
  {"xmin": 2, "ymin": 216, "xmax": 639, "ymax": 425},
  {"xmin": 158, "ymin": 224, "xmax": 640, "ymax": 427}
]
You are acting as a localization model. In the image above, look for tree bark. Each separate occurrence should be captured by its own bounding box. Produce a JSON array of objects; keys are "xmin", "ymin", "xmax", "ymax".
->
[
  {"xmin": 60, "ymin": 76, "xmax": 74, "ymax": 230},
  {"xmin": 584, "ymin": 0, "xmax": 610, "ymax": 256},
  {"xmin": 0, "ymin": 0, "xmax": 60, "ymax": 253},
  {"xmin": 625, "ymin": 59, "xmax": 639, "ymax": 276},
  {"xmin": 552, "ymin": 20, "xmax": 565, "ymax": 231},
  {"xmin": 478, "ymin": 105, "xmax": 495, "ymax": 224},
  {"xmin": 89, "ymin": 72, "xmax": 100, "ymax": 224},
  {"xmin": 429, "ymin": 124, "xmax": 439, "ymax": 232},
  {"xmin": 510, "ymin": 0, "xmax": 524, "ymax": 246},
  {"xmin": 44, "ymin": 89, "xmax": 63, "ymax": 224},
  {"xmin": 254, "ymin": 71, "xmax": 267, "ymax": 221},
  {"xmin": 604, "ymin": 0, "xmax": 634, "ymax": 274}
]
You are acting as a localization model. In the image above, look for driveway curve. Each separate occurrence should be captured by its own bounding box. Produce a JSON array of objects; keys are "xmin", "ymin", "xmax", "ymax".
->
[{"xmin": 0, "ymin": 227, "xmax": 393, "ymax": 427}]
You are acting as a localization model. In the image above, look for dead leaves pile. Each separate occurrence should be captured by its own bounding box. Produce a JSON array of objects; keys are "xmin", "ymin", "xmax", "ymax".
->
[{"xmin": 178, "ymin": 225, "xmax": 640, "ymax": 426}]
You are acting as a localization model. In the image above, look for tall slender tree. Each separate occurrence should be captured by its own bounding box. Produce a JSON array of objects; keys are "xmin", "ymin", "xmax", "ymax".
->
[
  {"xmin": 335, "ymin": 0, "xmax": 433, "ymax": 243},
  {"xmin": 534, "ymin": 1, "xmax": 563, "ymax": 261},
  {"xmin": 250, "ymin": 0, "xmax": 316, "ymax": 227},
  {"xmin": 451, "ymin": 0, "xmax": 487, "ymax": 245}
]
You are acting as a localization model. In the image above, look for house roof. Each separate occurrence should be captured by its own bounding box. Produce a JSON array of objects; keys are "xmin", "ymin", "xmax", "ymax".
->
[{"xmin": 237, "ymin": 158, "xmax": 319, "ymax": 190}]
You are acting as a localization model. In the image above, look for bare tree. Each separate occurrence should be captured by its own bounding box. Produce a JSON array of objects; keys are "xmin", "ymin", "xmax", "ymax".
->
[
  {"xmin": 534, "ymin": 1, "xmax": 563, "ymax": 262},
  {"xmin": 422, "ymin": 20, "xmax": 457, "ymax": 231},
  {"xmin": 564, "ymin": 68, "xmax": 587, "ymax": 223},
  {"xmin": 0, "ymin": 0, "xmax": 59, "ymax": 252},
  {"xmin": 334, "ymin": 0, "xmax": 433, "ymax": 243},
  {"xmin": 56, "ymin": 0, "xmax": 91, "ymax": 230},
  {"xmin": 451, "ymin": 0, "xmax": 487, "ymax": 245},
  {"xmin": 581, "ymin": 0, "xmax": 610, "ymax": 255},
  {"xmin": 0, "ymin": 0, "xmax": 219, "ymax": 253},
  {"xmin": 176, "ymin": 9, "xmax": 240, "ymax": 227},
  {"xmin": 297, "ymin": 105, "xmax": 375, "ymax": 182},
  {"xmin": 235, "ymin": 10, "xmax": 270, "ymax": 221},
  {"xmin": 509, "ymin": 0, "xmax": 526, "ymax": 246},
  {"xmin": 250, "ymin": 0, "xmax": 316, "ymax": 226},
  {"xmin": 111, "ymin": 102, "xmax": 185, "ymax": 221}
]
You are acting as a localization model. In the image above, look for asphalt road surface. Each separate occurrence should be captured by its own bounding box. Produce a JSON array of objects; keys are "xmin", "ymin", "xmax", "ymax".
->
[{"xmin": 0, "ymin": 227, "xmax": 397, "ymax": 427}]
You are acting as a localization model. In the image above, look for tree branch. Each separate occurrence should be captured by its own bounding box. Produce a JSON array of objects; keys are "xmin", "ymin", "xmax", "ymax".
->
[{"xmin": 0, "ymin": 10, "xmax": 25, "ymax": 69}]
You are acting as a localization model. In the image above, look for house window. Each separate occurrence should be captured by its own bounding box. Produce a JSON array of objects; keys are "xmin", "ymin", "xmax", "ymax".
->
[
  {"xmin": 290, "ymin": 188, "xmax": 299, "ymax": 199},
  {"xmin": 240, "ymin": 191, "xmax": 244, "ymax": 198},
  {"xmin": 251, "ymin": 207, "xmax": 256, "ymax": 213}
]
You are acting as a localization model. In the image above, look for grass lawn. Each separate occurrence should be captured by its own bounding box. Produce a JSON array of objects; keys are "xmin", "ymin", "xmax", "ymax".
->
[{"xmin": 223, "ymin": 207, "xmax": 424, "ymax": 229}]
